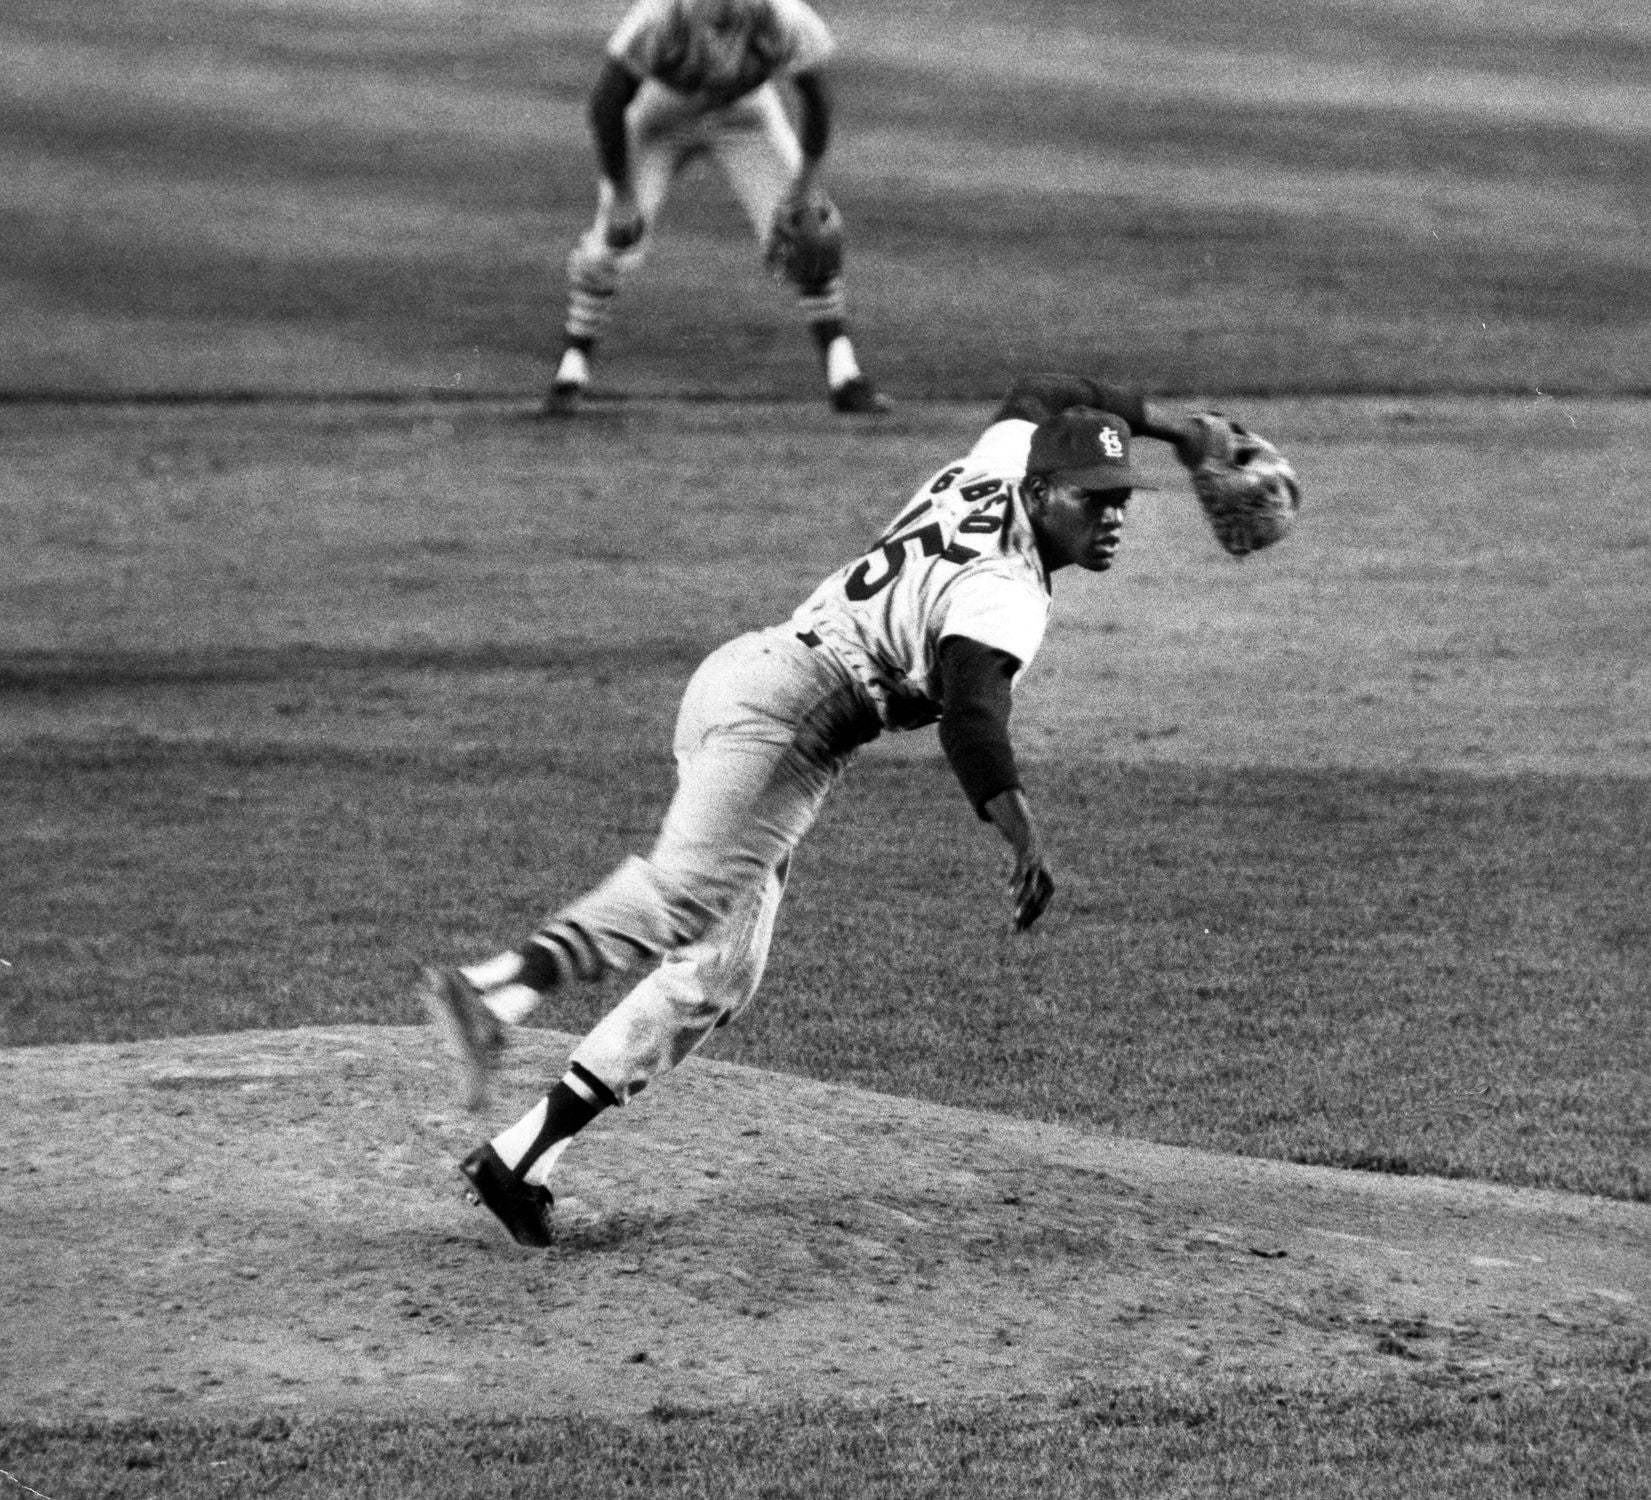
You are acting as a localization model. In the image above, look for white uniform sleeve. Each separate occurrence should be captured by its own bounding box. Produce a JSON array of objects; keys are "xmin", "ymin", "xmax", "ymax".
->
[
  {"xmin": 769, "ymin": 0, "xmax": 836, "ymax": 72},
  {"xmin": 934, "ymin": 568, "xmax": 1049, "ymax": 673},
  {"xmin": 964, "ymin": 418, "xmax": 1034, "ymax": 477},
  {"xmin": 608, "ymin": 0, "xmax": 834, "ymax": 79},
  {"xmin": 607, "ymin": 0, "xmax": 670, "ymax": 72}
]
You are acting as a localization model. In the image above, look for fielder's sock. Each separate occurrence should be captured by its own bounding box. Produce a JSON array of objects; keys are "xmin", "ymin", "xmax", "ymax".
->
[
  {"xmin": 808, "ymin": 315, "xmax": 847, "ymax": 353},
  {"xmin": 490, "ymin": 1067, "xmax": 618, "ymax": 1186},
  {"xmin": 823, "ymin": 334, "xmax": 862, "ymax": 391},
  {"xmin": 554, "ymin": 345, "xmax": 591, "ymax": 390}
]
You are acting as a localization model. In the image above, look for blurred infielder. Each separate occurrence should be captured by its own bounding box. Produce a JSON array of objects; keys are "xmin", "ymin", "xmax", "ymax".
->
[
  {"xmin": 547, "ymin": 0, "xmax": 891, "ymax": 415},
  {"xmin": 422, "ymin": 373, "xmax": 1300, "ymax": 1246}
]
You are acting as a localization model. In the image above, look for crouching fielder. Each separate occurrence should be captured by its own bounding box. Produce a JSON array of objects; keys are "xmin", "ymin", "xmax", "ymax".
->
[
  {"xmin": 548, "ymin": 0, "xmax": 890, "ymax": 415},
  {"xmin": 421, "ymin": 372, "xmax": 1301, "ymax": 1247}
]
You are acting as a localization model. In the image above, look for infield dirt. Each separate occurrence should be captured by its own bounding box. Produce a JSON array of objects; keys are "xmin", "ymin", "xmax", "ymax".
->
[{"xmin": 4, "ymin": 1023, "xmax": 1647, "ymax": 1421}]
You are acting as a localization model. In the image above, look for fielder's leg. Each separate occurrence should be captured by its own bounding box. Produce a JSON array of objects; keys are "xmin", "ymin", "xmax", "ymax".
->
[
  {"xmin": 545, "ymin": 110, "xmax": 681, "ymax": 413},
  {"xmin": 716, "ymin": 88, "xmax": 890, "ymax": 414}
]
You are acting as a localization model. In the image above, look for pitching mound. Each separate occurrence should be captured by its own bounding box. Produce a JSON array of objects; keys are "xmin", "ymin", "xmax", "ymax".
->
[{"xmin": 3, "ymin": 1026, "xmax": 1646, "ymax": 1421}]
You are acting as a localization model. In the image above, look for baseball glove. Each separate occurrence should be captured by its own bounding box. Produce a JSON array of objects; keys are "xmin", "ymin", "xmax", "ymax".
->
[
  {"xmin": 1180, "ymin": 412, "xmax": 1302, "ymax": 557},
  {"xmin": 764, "ymin": 192, "xmax": 844, "ymax": 286}
]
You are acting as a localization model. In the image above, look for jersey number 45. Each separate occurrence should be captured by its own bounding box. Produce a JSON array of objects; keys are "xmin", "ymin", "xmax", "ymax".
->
[{"xmin": 843, "ymin": 476, "xmax": 1008, "ymax": 601}]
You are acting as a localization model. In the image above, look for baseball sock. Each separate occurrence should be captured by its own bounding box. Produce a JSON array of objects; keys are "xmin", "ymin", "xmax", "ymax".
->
[
  {"xmin": 555, "ymin": 348, "xmax": 588, "ymax": 383},
  {"xmin": 458, "ymin": 953, "xmax": 540, "ymax": 1026},
  {"xmin": 490, "ymin": 1065, "xmax": 618, "ymax": 1187},
  {"xmin": 823, "ymin": 335, "xmax": 862, "ymax": 389},
  {"xmin": 461, "ymin": 926, "xmax": 602, "ymax": 1012},
  {"xmin": 807, "ymin": 316, "xmax": 861, "ymax": 389}
]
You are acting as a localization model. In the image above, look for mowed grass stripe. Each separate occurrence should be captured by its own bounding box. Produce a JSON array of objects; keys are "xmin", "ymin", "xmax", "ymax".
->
[
  {"xmin": 5, "ymin": 0, "xmax": 1648, "ymax": 394},
  {"xmin": 0, "ymin": 639, "xmax": 703, "ymax": 690},
  {"xmin": 3, "ymin": 1371, "xmax": 1649, "ymax": 1500},
  {"xmin": 6, "ymin": 740, "xmax": 1645, "ymax": 1201}
]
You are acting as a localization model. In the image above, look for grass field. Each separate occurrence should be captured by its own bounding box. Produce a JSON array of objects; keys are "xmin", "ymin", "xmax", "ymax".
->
[
  {"xmin": 3, "ymin": 0, "xmax": 1649, "ymax": 1493},
  {"xmin": 3, "ymin": 403, "xmax": 1649, "ymax": 1205},
  {"xmin": 5, "ymin": 0, "xmax": 1650, "ymax": 397}
]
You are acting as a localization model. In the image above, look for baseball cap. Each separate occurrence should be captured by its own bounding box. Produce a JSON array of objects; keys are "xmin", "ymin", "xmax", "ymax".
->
[{"xmin": 1026, "ymin": 408, "xmax": 1154, "ymax": 492}]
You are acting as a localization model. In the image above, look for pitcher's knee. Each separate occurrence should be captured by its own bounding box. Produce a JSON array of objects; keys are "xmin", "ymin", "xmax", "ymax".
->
[
  {"xmin": 545, "ymin": 855, "xmax": 725, "ymax": 975},
  {"xmin": 650, "ymin": 950, "xmax": 735, "ymax": 1027}
]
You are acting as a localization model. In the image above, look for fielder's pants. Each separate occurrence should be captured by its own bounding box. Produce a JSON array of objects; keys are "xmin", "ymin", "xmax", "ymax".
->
[
  {"xmin": 556, "ymin": 627, "xmax": 876, "ymax": 1102},
  {"xmin": 563, "ymin": 80, "xmax": 846, "ymax": 346}
]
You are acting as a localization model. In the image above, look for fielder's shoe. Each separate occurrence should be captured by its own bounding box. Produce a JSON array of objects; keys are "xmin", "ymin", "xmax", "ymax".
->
[
  {"xmin": 419, "ymin": 965, "xmax": 505, "ymax": 1113},
  {"xmin": 539, "ymin": 377, "xmax": 585, "ymax": 417},
  {"xmin": 540, "ymin": 347, "xmax": 590, "ymax": 416},
  {"xmin": 459, "ymin": 1143, "xmax": 554, "ymax": 1248},
  {"xmin": 829, "ymin": 375, "xmax": 893, "ymax": 415}
]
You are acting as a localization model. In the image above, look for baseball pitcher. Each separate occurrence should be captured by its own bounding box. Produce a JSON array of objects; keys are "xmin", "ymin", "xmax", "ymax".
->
[
  {"xmin": 548, "ymin": 0, "xmax": 891, "ymax": 415},
  {"xmin": 422, "ymin": 373, "xmax": 1300, "ymax": 1246}
]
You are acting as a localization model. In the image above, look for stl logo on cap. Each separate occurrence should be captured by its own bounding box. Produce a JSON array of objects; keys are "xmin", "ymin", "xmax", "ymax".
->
[{"xmin": 1027, "ymin": 407, "xmax": 1149, "ymax": 492}]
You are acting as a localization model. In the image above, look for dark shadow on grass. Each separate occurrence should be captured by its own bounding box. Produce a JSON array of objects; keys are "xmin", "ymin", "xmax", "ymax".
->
[{"xmin": 0, "ymin": 639, "xmax": 708, "ymax": 691}]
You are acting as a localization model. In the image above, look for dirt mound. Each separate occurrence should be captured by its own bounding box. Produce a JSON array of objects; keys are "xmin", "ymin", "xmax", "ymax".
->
[{"xmin": 3, "ymin": 1026, "xmax": 1645, "ymax": 1421}]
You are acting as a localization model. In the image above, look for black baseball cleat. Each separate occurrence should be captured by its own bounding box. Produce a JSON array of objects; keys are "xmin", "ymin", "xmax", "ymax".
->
[
  {"xmin": 829, "ymin": 376, "xmax": 893, "ymax": 415},
  {"xmin": 540, "ymin": 347, "xmax": 592, "ymax": 417},
  {"xmin": 419, "ymin": 965, "xmax": 505, "ymax": 1113},
  {"xmin": 537, "ymin": 377, "xmax": 586, "ymax": 418},
  {"xmin": 459, "ymin": 1144, "xmax": 555, "ymax": 1248}
]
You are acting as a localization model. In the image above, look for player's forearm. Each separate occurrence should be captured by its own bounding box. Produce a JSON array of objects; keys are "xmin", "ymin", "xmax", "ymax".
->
[
  {"xmin": 994, "ymin": 377, "xmax": 1206, "ymax": 460},
  {"xmin": 993, "ymin": 374, "xmax": 1148, "ymax": 431},
  {"xmin": 983, "ymin": 787, "xmax": 1042, "ymax": 867},
  {"xmin": 589, "ymin": 60, "xmax": 641, "ymax": 189},
  {"xmin": 1134, "ymin": 401, "xmax": 1205, "ymax": 462}
]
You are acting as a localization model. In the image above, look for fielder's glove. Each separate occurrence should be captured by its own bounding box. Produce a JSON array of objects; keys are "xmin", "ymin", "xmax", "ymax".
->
[
  {"xmin": 764, "ymin": 192, "xmax": 844, "ymax": 286},
  {"xmin": 1179, "ymin": 412, "xmax": 1302, "ymax": 558}
]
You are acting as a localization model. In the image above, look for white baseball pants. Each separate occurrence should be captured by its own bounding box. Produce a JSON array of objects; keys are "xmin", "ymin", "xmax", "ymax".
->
[
  {"xmin": 564, "ymin": 81, "xmax": 846, "ymax": 344},
  {"xmin": 555, "ymin": 627, "xmax": 875, "ymax": 1101}
]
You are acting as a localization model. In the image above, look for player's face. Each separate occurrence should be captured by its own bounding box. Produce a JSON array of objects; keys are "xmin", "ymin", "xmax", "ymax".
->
[
  {"xmin": 691, "ymin": 0, "xmax": 759, "ymax": 35},
  {"xmin": 1029, "ymin": 479, "xmax": 1130, "ymax": 573}
]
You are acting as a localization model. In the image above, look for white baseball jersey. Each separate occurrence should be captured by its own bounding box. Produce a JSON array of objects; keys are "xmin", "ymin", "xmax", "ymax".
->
[
  {"xmin": 608, "ymin": 0, "xmax": 835, "ymax": 109},
  {"xmin": 790, "ymin": 419, "xmax": 1050, "ymax": 730}
]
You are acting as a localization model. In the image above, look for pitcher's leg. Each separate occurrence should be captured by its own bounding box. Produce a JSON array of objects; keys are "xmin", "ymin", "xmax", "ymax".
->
[
  {"xmin": 428, "ymin": 633, "xmax": 860, "ymax": 1245},
  {"xmin": 568, "ymin": 855, "xmax": 787, "ymax": 1103},
  {"xmin": 464, "ymin": 855, "xmax": 787, "ymax": 1247},
  {"xmin": 503, "ymin": 726, "xmax": 818, "ymax": 999},
  {"xmin": 432, "ymin": 636, "xmax": 842, "ymax": 1099},
  {"xmin": 444, "ymin": 774, "xmax": 779, "ymax": 1053}
]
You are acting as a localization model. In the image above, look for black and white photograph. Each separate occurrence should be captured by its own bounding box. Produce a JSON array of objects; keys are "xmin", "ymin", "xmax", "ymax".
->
[{"xmin": 3, "ymin": 0, "xmax": 1647, "ymax": 1493}]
